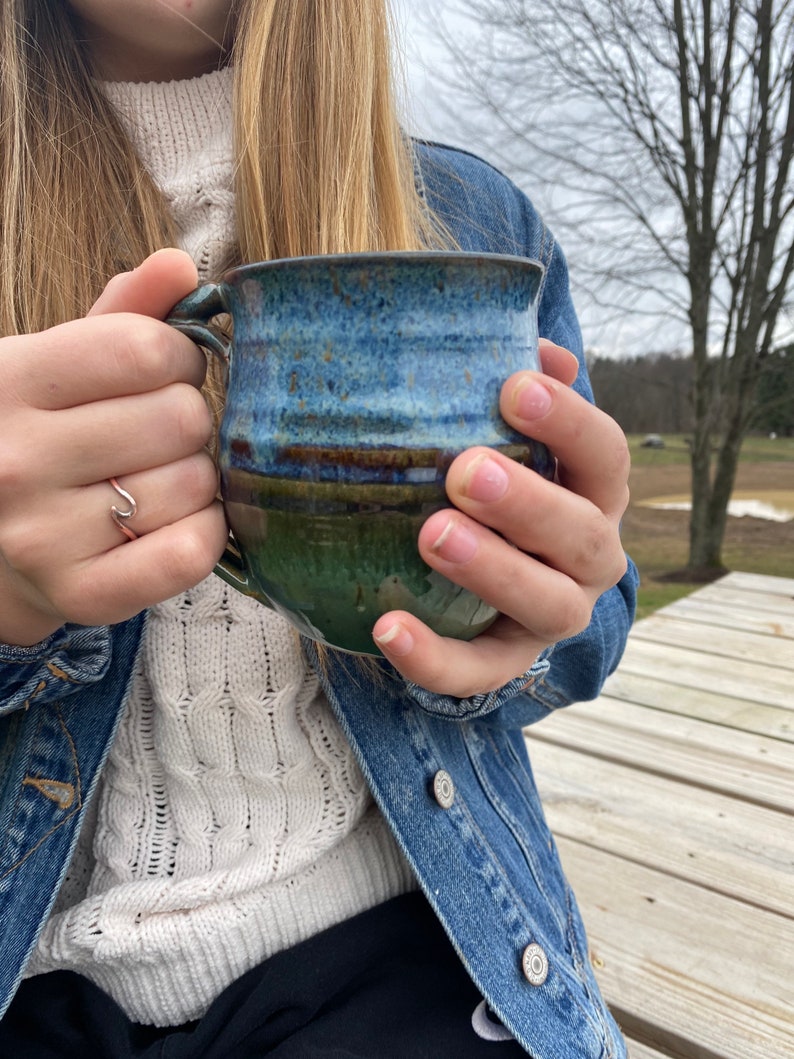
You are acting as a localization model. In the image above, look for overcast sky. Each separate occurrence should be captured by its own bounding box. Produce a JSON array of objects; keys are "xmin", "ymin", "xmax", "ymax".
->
[{"xmin": 392, "ymin": 0, "xmax": 467, "ymax": 144}]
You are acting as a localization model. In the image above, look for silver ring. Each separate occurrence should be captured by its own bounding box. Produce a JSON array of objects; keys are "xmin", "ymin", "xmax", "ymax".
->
[{"xmin": 109, "ymin": 477, "xmax": 139, "ymax": 541}]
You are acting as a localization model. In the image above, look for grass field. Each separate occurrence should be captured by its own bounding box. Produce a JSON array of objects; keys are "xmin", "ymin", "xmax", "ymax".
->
[
  {"xmin": 622, "ymin": 434, "xmax": 794, "ymax": 619},
  {"xmin": 629, "ymin": 432, "xmax": 794, "ymax": 467}
]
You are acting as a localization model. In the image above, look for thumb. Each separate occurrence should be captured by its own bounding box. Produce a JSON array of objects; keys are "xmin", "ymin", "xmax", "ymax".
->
[{"xmin": 88, "ymin": 248, "xmax": 199, "ymax": 319}]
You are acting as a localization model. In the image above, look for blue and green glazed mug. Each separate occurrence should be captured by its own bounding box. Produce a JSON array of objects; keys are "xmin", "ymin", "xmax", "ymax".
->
[{"xmin": 168, "ymin": 251, "xmax": 553, "ymax": 655}]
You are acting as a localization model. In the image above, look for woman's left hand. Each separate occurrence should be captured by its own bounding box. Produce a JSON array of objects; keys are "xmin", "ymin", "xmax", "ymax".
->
[{"xmin": 372, "ymin": 339, "xmax": 631, "ymax": 697}]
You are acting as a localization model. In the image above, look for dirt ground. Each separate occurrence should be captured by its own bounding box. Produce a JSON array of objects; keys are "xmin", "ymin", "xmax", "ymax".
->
[{"xmin": 621, "ymin": 460, "xmax": 794, "ymax": 580}]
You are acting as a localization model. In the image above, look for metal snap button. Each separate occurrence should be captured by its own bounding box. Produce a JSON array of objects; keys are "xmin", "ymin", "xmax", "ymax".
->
[
  {"xmin": 521, "ymin": 943, "xmax": 549, "ymax": 986},
  {"xmin": 432, "ymin": 769, "xmax": 455, "ymax": 809}
]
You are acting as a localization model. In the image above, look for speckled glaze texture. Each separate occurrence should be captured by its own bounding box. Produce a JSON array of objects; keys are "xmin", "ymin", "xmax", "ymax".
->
[{"xmin": 169, "ymin": 252, "xmax": 552, "ymax": 654}]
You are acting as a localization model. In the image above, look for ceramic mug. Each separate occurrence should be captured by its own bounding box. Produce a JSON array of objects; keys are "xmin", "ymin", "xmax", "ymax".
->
[{"xmin": 168, "ymin": 251, "xmax": 554, "ymax": 655}]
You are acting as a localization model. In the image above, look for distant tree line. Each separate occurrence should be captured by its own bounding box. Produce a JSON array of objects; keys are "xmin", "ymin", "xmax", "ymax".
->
[
  {"xmin": 588, "ymin": 345, "xmax": 794, "ymax": 438},
  {"xmin": 755, "ymin": 345, "xmax": 794, "ymax": 438}
]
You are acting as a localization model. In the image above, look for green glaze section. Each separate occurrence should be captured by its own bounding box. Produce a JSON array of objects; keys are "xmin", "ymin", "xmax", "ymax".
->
[{"xmin": 223, "ymin": 475, "xmax": 499, "ymax": 655}]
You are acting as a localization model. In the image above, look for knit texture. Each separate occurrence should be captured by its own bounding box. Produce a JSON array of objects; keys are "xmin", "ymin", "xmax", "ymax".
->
[{"xmin": 28, "ymin": 68, "xmax": 414, "ymax": 1026}]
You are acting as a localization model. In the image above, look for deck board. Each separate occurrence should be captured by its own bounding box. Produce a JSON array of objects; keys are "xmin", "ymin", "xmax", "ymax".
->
[
  {"xmin": 556, "ymin": 839, "xmax": 793, "ymax": 1058},
  {"xmin": 527, "ymin": 571, "xmax": 794, "ymax": 1057},
  {"xmin": 630, "ymin": 613, "xmax": 794, "ymax": 668},
  {"xmin": 531, "ymin": 697, "xmax": 794, "ymax": 811},
  {"xmin": 601, "ymin": 669, "xmax": 792, "ymax": 742},
  {"xmin": 625, "ymin": 1043, "xmax": 676, "ymax": 1059},
  {"xmin": 612, "ymin": 638, "xmax": 793, "ymax": 710},
  {"xmin": 655, "ymin": 594, "xmax": 794, "ymax": 639},
  {"xmin": 530, "ymin": 742, "xmax": 792, "ymax": 915}
]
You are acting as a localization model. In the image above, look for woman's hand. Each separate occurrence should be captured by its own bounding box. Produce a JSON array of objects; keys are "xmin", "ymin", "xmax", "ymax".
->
[
  {"xmin": 372, "ymin": 340, "xmax": 631, "ymax": 697},
  {"xmin": 0, "ymin": 249, "xmax": 228, "ymax": 647}
]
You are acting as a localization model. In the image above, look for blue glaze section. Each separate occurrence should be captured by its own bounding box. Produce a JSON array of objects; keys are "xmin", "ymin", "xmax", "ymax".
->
[{"xmin": 216, "ymin": 253, "xmax": 546, "ymax": 483}]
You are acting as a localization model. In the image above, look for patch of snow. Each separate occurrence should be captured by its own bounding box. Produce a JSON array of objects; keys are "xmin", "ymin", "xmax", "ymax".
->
[{"xmin": 649, "ymin": 499, "xmax": 792, "ymax": 522}]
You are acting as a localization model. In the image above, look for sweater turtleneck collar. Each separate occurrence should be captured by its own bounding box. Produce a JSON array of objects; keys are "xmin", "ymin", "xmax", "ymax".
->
[{"xmin": 100, "ymin": 66, "xmax": 234, "ymax": 190}]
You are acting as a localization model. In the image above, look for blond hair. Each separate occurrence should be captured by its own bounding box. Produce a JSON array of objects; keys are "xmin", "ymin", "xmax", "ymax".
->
[
  {"xmin": 233, "ymin": 0, "xmax": 439, "ymax": 261},
  {"xmin": 0, "ymin": 0, "xmax": 442, "ymax": 338}
]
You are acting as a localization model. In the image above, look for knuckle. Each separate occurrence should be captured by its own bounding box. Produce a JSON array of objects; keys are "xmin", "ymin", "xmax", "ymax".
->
[
  {"xmin": 571, "ymin": 509, "xmax": 628, "ymax": 584},
  {"xmin": 609, "ymin": 548, "xmax": 629, "ymax": 586},
  {"xmin": 0, "ymin": 447, "xmax": 29, "ymax": 496},
  {"xmin": 615, "ymin": 483, "xmax": 631, "ymax": 520},
  {"xmin": 572, "ymin": 509, "xmax": 611, "ymax": 569},
  {"xmin": 108, "ymin": 315, "xmax": 174, "ymax": 386},
  {"xmin": 182, "ymin": 452, "xmax": 220, "ymax": 506},
  {"xmin": 0, "ymin": 516, "xmax": 49, "ymax": 575},
  {"xmin": 604, "ymin": 426, "xmax": 631, "ymax": 482},
  {"xmin": 0, "ymin": 337, "xmax": 27, "ymax": 402},
  {"xmin": 170, "ymin": 384, "xmax": 213, "ymax": 449},
  {"xmin": 547, "ymin": 590, "xmax": 591, "ymax": 642},
  {"xmin": 165, "ymin": 522, "xmax": 219, "ymax": 585},
  {"xmin": 422, "ymin": 663, "xmax": 482, "ymax": 699},
  {"xmin": 47, "ymin": 580, "xmax": 82, "ymax": 623},
  {"xmin": 65, "ymin": 571, "xmax": 117, "ymax": 627}
]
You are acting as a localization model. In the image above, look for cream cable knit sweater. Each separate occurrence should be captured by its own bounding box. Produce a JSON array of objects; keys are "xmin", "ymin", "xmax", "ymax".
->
[{"xmin": 28, "ymin": 68, "xmax": 414, "ymax": 1026}]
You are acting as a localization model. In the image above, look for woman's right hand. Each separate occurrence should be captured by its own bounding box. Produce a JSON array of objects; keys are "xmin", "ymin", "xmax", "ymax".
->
[{"xmin": 0, "ymin": 249, "xmax": 228, "ymax": 647}]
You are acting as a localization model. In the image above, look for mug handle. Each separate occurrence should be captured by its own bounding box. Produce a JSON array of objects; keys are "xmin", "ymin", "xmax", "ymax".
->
[{"xmin": 167, "ymin": 285, "xmax": 258, "ymax": 600}]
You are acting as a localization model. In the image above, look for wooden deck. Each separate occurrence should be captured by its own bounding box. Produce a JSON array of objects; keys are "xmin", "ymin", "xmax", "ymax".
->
[{"xmin": 526, "ymin": 571, "xmax": 794, "ymax": 1058}]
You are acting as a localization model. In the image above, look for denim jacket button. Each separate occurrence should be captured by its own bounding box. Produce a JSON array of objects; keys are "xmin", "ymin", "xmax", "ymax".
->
[
  {"xmin": 432, "ymin": 770, "xmax": 455, "ymax": 809},
  {"xmin": 521, "ymin": 943, "xmax": 549, "ymax": 986}
]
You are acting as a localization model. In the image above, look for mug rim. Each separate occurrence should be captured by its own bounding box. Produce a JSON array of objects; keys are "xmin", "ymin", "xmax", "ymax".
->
[{"xmin": 221, "ymin": 250, "xmax": 545, "ymax": 286}]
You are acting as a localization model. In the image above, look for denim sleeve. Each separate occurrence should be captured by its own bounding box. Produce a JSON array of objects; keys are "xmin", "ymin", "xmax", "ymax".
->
[{"xmin": 0, "ymin": 625, "xmax": 113, "ymax": 716}]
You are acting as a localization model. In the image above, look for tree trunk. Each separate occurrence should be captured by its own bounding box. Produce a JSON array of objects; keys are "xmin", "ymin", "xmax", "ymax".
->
[
  {"xmin": 687, "ymin": 262, "xmax": 719, "ymax": 573},
  {"xmin": 688, "ymin": 428, "xmax": 721, "ymax": 572}
]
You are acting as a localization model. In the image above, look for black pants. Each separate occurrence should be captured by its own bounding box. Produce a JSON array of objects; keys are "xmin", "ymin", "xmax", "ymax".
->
[{"xmin": 0, "ymin": 893, "xmax": 527, "ymax": 1057}]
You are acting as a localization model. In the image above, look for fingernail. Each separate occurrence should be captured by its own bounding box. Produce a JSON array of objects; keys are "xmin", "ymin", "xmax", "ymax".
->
[
  {"xmin": 431, "ymin": 518, "xmax": 478, "ymax": 563},
  {"xmin": 514, "ymin": 379, "xmax": 553, "ymax": 420},
  {"xmin": 374, "ymin": 622, "xmax": 414, "ymax": 656},
  {"xmin": 463, "ymin": 454, "xmax": 509, "ymax": 502}
]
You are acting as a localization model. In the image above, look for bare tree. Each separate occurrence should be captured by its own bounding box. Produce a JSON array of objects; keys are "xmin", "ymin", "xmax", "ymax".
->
[{"xmin": 431, "ymin": 0, "xmax": 794, "ymax": 574}]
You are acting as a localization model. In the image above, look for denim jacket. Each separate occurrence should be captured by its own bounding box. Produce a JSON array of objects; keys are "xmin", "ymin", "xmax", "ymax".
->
[{"xmin": 0, "ymin": 143, "xmax": 638, "ymax": 1058}]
